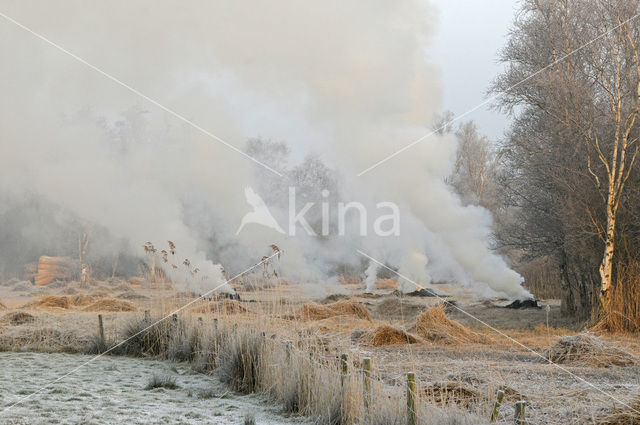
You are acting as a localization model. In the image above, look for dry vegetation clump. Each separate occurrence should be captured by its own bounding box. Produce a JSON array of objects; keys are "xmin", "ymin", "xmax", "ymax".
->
[
  {"xmin": 28, "ymin": 295, "xmax": 71, "ymax": 309},
  {"xmin": 217, "ymin": 331, "xmax": 264, "ymax": 393},
  {"xmin": 361, "ymin": 325, "xmax": 421, "ymax": 346},
  {"xmin": 412, "ymin": 304, "xmax": 488, "ymax": 345},
  {"xmin": 595, "ymin": 395, "xmax": 640, "ymax": 425},
  {"xmin": 328, "ymin": 300, "xmax": 372, "ymax": 320},
  {"xmin": 542, "ymin": 334, "xmax": 636, "ymax": 367},
  {"xmin": 0, "ymin": 311, "xmax": 35, "ymax": 325},
  {"xmin": 293, "ymin": 300, "xmax": 371, "ymax": 321},
  {"xmin": 191, "ymin": 300, "xmax": 249, "ymax": 314},
  {"xmin": 422, "ymin": 381, "xmax": 482, "ymax": 407},
  {"xmin": 145, "ymin": 373, "xmax": 179, "ymax": 390},
  {"xmin": 82, "ymin": 298, "xmax": 136, "ymax": 312},
  {"xmin": 294, "ymin": 302, "xmax": 334, "ymax": 320},
  {"xmin": 0, "ymin": 298, "xmax": 6, "ymax": 310},
  {"xmin": 374, "ymin": 297, "xmax": 424, "ymax": 318},
  {"xmin": 115, "ymin": 291, "xmax": 148, "ymax": 300},
  {"xmin": 320, "ymin": 293, "xmax": 349, "ymax": 304},
  {"xmin": 69, "ymin": 294, "xmax": 96, "ymax": 307}
]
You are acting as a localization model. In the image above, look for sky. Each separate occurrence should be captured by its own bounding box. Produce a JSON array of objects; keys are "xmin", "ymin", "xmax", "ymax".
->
[{"xmin": 429, "ymin": 0, "xmax": 520, "ymax": 140}]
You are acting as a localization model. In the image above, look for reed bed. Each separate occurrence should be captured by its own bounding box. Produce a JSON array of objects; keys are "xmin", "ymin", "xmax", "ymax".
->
[{"xmin": 79, "ymin": 308, "xmax": 482, "ymax": 425}]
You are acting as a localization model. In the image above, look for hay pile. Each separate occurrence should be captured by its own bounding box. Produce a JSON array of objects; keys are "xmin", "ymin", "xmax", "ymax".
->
[
  {"xmin": 24, "ymin": 294, "xmax": 103, "ymax": 310},
  {"xmin": 293, "ymin": 300, "xmax": 371, "ymax": 321},
  {"xmin": 191, "ymin": 300, "xmax": 249, "ymax": 314},
  {"xmin": 28, "ymin": 295, "xmax": 71, "ymax": 309},
  {"xmin": 0, "ymin": 311, "xmax": 35, "ymax": 326},
  {"xmin": 362, "ymin": 325, "xmax": 421, "ymax": 346},
  {"xmin": 82, "ymin": 298, "xmax": 136, "ymax": 312},
  {"xmin": 321, "ymin": 294, "xmax": 349, "ymax": 304},
  {"xmin": 422, "ymin": 381, "xmax": 482, "ymax": 407},
  {"xmin": 329, "ymin": 301, "xmax": 372, "ymax": 320},
  {"xmin": 412, "ymin": 304, "xmax": 487, "ymax": 345},
  {"xmin": 295, "ymin": 302, "xmax": 334, "ymax": 320},
  {"xmin": 34, "ymin": 256, "xmax": 75, "ymax": 286},
  {"xmin": 375, "ymin": 298, "xmax": 423, "ymax": 318},
  {"xmin": 543, "ymin": 334, "xmax": 636, "ymax": 367},
  {"xmin": 116, "ymin": 291, "xmax": 148, "ymax": 300},
  {"xmin": 69, "ymin": 294, "xmax": 97, "ymax": 307}
]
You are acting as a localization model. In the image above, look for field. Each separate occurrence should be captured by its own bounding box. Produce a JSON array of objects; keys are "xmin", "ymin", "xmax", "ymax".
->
[{"xmin": 1, "ymin": 277, "xmax": 639, "ymax": 425}]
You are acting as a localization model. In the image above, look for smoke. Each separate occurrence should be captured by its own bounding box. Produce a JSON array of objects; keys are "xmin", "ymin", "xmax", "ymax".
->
[
  {"xmin": 363, "ymin": 261, "xmax": 379, "ymax": 294},
  {"xmin": 0, "ymin": 0, "xmax": 530, "ymax": 299}
]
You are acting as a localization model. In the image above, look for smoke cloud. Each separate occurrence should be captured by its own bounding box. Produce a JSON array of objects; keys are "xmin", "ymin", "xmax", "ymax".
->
[{"xmin": 0, "ymin": 0, "xmax": 530, "ymax": 299}]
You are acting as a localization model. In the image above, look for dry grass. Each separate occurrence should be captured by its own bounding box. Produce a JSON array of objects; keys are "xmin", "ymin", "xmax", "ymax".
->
[
  {"xmin": 191, "ymin": 300, "xmax": 249, "ymax": 314},
  {"xmin": 596, "ymin": 395, "xmax": 640, "ymax": 424},
  {"xmin": 362, "ymin": 325, "xmax": 421, "ymax": 346},
  {"xmin": 600, "ymin": 262, "xmax": 640, "ymax": 333},
  {"xmin": 82, "ymin": 298, "xmax": 136, "ymax": 312},
  {"xmin": 412, "ymin": 304, "xmax": 488, "ymax": 345},
  {"xmin": 542, "ymin": 334, "xmax": 636, "ymax": 366},
  {"xmin": 375, "ymin": 278, "xmax": 398, "ymax": 290}
]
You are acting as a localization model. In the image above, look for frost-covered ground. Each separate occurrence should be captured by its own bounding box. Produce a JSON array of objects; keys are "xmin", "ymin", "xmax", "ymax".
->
[{"xmin": 0, "ymin": 352, "xmax": 311, "ymax": 425}]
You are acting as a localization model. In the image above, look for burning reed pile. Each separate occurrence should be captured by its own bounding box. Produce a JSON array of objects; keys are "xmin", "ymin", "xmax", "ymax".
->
[
  {"xmin": 412, "ymin": 304, "xmax": 487, "ymax": 345},
  {"xmin": 361, "ymin": 325, "xmax": 421, "ymax": 346},
  {"xmin": 293, "ymin": 300, "xmax": 371, "ymax": 321},
  {"xmin": 542, "ymin": 334, "xmax": 636, "ymax": 367}
]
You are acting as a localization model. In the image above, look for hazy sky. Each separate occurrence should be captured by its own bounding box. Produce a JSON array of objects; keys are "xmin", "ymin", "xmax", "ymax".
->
[{"xmin": 429, "ymin": 0, "xmax": 520, "ymax": 140}]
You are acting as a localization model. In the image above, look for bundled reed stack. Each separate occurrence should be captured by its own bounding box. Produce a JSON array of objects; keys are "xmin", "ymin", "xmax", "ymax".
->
[{"xmin": 34, "ymin": 256, "xmax": 76, "ymax": 286}]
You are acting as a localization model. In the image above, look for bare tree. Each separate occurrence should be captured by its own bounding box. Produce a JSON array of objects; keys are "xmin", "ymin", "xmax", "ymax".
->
[{"xmin": 493, "ymin": 0, "xmax": 640, "ymax": 317}]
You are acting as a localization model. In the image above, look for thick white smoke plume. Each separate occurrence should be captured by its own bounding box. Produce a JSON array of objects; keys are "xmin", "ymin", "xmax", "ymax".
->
[{"xmin": 0, "ymin": 1, "xmax": 530, "ymax": 299}]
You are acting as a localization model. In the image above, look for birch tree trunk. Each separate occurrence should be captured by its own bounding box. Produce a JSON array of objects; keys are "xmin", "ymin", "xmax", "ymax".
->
[{"xmin": 599, "ymin": 193, "xmax": 617, "ymax": 311}]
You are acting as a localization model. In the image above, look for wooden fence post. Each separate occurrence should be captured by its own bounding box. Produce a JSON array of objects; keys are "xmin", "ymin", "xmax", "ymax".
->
[
  {"xmin": 362, "ymin": 358, "xmax": 371, "ymax": 418},
  {"xmin": 340, "ymin": 354, "xmax": 348, "ymax": 389},
  {"xmin": 407, "ymin": 372, "xmax": 416, "ymax": 425},
  {"xmin": 340, "ymin": 354, "xmax": 348, "ymax": 415},
  {"xmin": 490, "ymin": 390, "xmax": 505, "ymax": 422},
  {"xmin": 97, "ymin": 314, "xmax": 105, "ymax": 343},
  {"xmin": 514, "ymin": 401, "xmax": 526, "ymax": 424}
]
